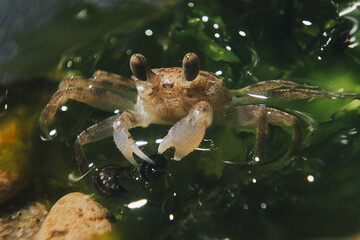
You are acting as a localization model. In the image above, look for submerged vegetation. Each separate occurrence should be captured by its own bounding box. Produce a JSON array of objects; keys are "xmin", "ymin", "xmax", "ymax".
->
[{"xmin": 1, "ymin": 0, "xmax": 360, "ymax": 239}]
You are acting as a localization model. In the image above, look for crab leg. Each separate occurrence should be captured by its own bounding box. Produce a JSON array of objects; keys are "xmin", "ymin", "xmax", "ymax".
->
[
  {"xmin": 75, "ymin": 110, "xmax": 154, "ymax": 184},
  {"xmin": 230, "ymin": 80, "xmax": 318, "ymax": 97},
  {"xmin": 39, "ymin": 86, "xmax": 136, "ymax": 138},
  {"xmin": 232, "ymin": 88, "xmax": 360, "ymax": 105},
  {"xmin": 59, "ymin": 71, "xmax": 136, "ymax": 94},
  {"xmin": 158, "ymin": 101, "xmax": 213, "ymax": 160},
  {"xmin": 225, "ymin": 105, "xmax": 302, "ymax": 162},
  {"xmin": 113, "ymin": 111, "xmax": 154, "ymax": 167},
  {"xmin": 74, "ymin": 115, "xmax": 119, "ymax": 184}
]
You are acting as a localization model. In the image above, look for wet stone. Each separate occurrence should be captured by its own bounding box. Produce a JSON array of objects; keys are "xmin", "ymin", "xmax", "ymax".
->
[{"xmin": 37, "ymin": 192, "xmax": 113, "ymax": 240}]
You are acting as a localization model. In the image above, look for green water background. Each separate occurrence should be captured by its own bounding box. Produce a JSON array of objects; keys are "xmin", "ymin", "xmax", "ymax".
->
[{"xmin": 1, "ymin": 0, "xmax": 360, "ymax": 239}]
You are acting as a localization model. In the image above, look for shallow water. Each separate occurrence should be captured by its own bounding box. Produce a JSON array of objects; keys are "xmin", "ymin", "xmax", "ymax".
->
[{"xmin": 1, "ymin": 0, "xmax": 360, "ymax": 239}]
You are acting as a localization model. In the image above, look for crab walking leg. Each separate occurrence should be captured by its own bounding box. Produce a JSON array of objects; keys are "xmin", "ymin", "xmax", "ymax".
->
[
  {"xmin": 225, "ymin": 105, "xmax": 268, "ymax": 161},
  {"xmin": 58, "ymin": 76, "xmax": 136, "ymax": 99},
  {"xmin": 74, "ymin": 115, "xmax": 119, "ymax": 184},
  {"xmin": 58, "ymin": 71, "xmax": 137, "ymax": 95},
  {"xmin": 91, "ymin": 70, "xmax": 136, "ymax": 87},
  {"xmin": 113, "ymin": 111, "xmax": 154, "ymax": 167},
  {"xmin": 158, "ymin": 101, "xmax": 213, "ymax": 160},
  {"xmin": 233, "ymin": 88, "xmax": 360, "ymax": 105},
  {"xmin": 39, "ymin": 87, "xmax": 135, "ymax": 137},
  {"xmin": 230, "ymin": 80, "xmax": 318, "ymax": 97},
  {"xmin": 225, "ymin": 105, "xmax": 302, "ymax": 161}
]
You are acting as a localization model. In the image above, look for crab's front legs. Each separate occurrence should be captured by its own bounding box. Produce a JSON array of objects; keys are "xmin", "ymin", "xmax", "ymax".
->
[
  {"xmin": 225, "ymin": 105, "xmax": 302, "ymax": 163},
  {"xmin": 158, "ymin": 101, "xmax": 213, "ymax": 160},
  {"xmin": 113, "ymin": 111, "xmax": 154, "ymax": 167}
]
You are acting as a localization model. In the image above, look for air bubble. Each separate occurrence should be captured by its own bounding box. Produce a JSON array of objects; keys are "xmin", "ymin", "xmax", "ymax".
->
[
  {"xmin": 145, "ymin": 29, "xmax": 153, "ymax": 36},
  {"xmin": 302, "ymin": 20, "xmax": 312, "ymax": 26},
  {"xmin": 61, "ymin": 105, "xmax": 68, "ymax": 112},
  {"xmin": 40, "ymin": 129, "xmax": 57, "ymax": 141},
  {"xmin": 76, "ymin": 9, "xmax": 89, "ymax": 20},
  {"xmin": 239, "ymin": 30, "xmax": 247, "ymax": 37},
  {"xmin": 307, "ymin": 175, "xmax": 315, "ymax": 182}
]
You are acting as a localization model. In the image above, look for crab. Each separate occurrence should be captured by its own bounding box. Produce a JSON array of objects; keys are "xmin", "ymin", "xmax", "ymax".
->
[{"xmin": 39, "ymin": 53, "xmax": 360, "ymax": 195}]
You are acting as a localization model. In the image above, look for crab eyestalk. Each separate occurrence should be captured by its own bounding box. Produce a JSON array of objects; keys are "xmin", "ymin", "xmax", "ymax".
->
[
  {"xmin": 130, "ymin": 54, "xmax": 152, "ymax": 81},
  {"xmin": 182, "ymin": 53, "xmax": 200, "ymax": 81}
]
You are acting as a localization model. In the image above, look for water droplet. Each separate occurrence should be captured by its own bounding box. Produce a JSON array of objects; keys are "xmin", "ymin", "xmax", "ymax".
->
[
  {"xmin": 302, "ymin": 20, "xmax": 312, "ymax": 26},
  {"xmin": 67, "ymin": 61, "xmax": 73, "ymax": 68},
  {"xmin": 135, "ymin": 140, "xmax": 148, "ymax": 146},
  {"xmin": 202, "ymin": 16, "xmax": 209, "ymax": 22},
  {"xmin": 260, "ymin": 202, "xmax": 267, "ymax": 209},
  {"xmin": 348, "ymin": 128, "xmax": 357, "ymax": 135},
  {"xmin": 127, "ymin": 199, "xmax": 148, "ymax": 209},
  {"xmin": 214, "ymin": 33, "xmax": 220, "ymax": 38},
  {"xmin": 74, "ymin": 56, "xmax": 82, "ymax": 63},
  {"xmin": 61, "ymin": 105, "xmax": 68, "ymax": 112},
  {"xmin": 188, "ymin": 2, "xmax": 194, "ymax": 7},
  {"xmin": 76, "ymin": 9, "xmax": 89, "ymax": 20},
  {"xmin": 145, "ymin": 29, "xmax": 153, "ymax": 36},
  {"xmin": 307, "ymin": 175, "xmax": 315, "ymax": 182},
  {"xmin": 40, "ymin": 128, "xmax": 57, "ymax": 141},
  {"xmin": 213, "ymin": 23, "xmax": 219, "ymax": 29},
  {"xmin": 169, "ymin": 214, "xmax": 174, "ymax": 220},
  {"xmin": 49, "ymin": 129, "xmax": 57, "ymax": 136},
  {"xmin": 239, "ymin": 30, "xmax": 247, "ymax": 37}
]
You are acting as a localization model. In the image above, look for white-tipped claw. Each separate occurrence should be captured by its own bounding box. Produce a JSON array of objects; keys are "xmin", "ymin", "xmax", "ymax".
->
[{"xmin": 158, "ymin": 101, "xmax": 213, "ymax": 161}]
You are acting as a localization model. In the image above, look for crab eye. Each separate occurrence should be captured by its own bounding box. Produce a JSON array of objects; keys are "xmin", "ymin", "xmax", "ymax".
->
[
  {"xmin": 182, "ymin": 53, "xmax": 200, "ymax": 81},
  {"xmin": 130, "ymin": 54, "xmax": 150, "ymax": 81}
]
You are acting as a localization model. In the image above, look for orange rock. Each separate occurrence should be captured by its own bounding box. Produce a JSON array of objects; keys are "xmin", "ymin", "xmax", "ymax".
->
[{"xmin": 37, "ymin": 192, "xmax": 113, "ymax": 240}]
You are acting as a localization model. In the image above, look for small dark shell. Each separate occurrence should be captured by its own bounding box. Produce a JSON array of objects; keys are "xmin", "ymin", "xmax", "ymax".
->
[
  {"xmin": 93, "ymin": 164, "xmax": 126, "ymax": 197},
  {"xmin": 140, "ymin": 153, "xmax": 167, "ymax": 182}
]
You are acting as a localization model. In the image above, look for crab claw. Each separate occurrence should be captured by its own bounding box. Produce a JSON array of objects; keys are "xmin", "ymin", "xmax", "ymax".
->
[{"xmin": 158, "ymin": 101, "xmax": 213, "ymax": 160}]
